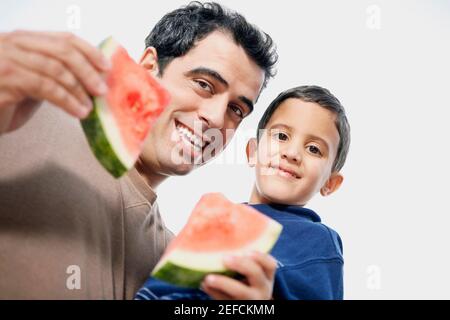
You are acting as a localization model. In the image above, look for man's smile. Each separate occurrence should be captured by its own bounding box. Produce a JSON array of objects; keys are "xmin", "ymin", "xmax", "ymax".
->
[{"xmin": 172, "ymin": 119, "xmax": 213, "ymax": 159}]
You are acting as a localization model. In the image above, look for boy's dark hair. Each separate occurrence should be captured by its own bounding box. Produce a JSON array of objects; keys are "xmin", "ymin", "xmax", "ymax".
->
[
  {"xmin": 257, "ymin": 85, "xmax": 351, "ymax": 172},
  {"xmin": 145, "ymin": 1, "xmax": 278, "ymax": 89}
]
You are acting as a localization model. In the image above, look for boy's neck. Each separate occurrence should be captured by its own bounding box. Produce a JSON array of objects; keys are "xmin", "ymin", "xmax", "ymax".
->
[
  {"xmin": 248, "ymin": 185, "xmax": 273, "ymax": 205},
  {"xmin": 248, "ymin": 184, "xmax": 305, "ymax": 207}
]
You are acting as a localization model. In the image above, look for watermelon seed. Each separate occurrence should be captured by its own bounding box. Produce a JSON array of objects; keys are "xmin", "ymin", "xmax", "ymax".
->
[
  {"xmin": 136, "ymin": 126, "xmax": 144, "ymax": 134},
  {"xmin": 127, "ymin": 92, "xmax": 142, "ymax": 112},
  {"xmin": 131, "ymin": 102, "xmax": 140, "ymax": 113}
]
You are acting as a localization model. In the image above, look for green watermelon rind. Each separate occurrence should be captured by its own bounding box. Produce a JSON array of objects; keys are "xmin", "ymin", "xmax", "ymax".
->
[
  {"xmin": 80, "ymin": 37, "xmax": 132, "ymax": 178},
  {"xmin": 152, "ymin": 219, "xmax": 283, "ymax": 288},
  {"xmin": 81, "ymin": 104, "xmax": 127, "ymax": 178},
  {"xmin": 152, "ymin": 261, "xmax": 237, "ymax": 289}
]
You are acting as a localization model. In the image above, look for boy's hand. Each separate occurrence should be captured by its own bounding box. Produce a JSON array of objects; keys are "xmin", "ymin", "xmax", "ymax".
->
[{"xmin": 200, "ymin": 251, "xmax": 277, "ymax": 300}]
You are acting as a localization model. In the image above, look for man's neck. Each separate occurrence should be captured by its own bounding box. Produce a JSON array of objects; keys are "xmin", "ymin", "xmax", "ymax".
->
[{"xmin": 134, "ymin": 157, "xmax": 167, "ymax": 191}]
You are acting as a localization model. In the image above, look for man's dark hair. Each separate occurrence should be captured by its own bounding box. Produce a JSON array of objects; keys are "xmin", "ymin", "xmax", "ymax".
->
[
  {"xmin": 145, "ymin": 1, "xmax": 278, "ymax": 89},
  {"xmin": 257, "ymin": 85, "xmax": 351, "ymax": 172}
]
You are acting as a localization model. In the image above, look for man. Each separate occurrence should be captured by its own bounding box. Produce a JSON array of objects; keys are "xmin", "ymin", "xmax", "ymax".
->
[{"xmin": 0, "ymin": 2, "xmax": 278, "ymax": 299}]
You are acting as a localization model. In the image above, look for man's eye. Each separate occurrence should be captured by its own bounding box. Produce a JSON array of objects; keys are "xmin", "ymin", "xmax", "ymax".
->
[
  {"xmin": 194, "ymin": 80, "xmax": 213, "ymax": 93},
  {"xmin": 273, "ymin": 132, "xmax": 288, "ymax": 141},
  {"xmin": 307, "ymin": 145, "xmax": 322, "ymax": 156},
  {"xmin": 229, "ymin": 105, "xmax": 244, "ymax": 119}
]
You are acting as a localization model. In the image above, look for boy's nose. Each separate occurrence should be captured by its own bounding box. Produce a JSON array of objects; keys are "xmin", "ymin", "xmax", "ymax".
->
[{"xmin": 281, "ymin": 144, "xmax": 302, "ymax": 163}]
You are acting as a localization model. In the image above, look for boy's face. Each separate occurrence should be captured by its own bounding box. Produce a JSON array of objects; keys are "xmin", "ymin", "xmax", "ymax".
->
[{"xmin": 247, "ymin": 98, "xmax": 343, "ymax": 206}]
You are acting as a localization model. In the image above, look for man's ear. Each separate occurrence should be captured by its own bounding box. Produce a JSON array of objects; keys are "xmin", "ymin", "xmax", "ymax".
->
[
  {"xmin": 139, "ymin": 47, "xmax": 159, "ymax": 76},
  {"xmin": 320, "ymin": 172, "xmax": 344, "ymax": 196},
  {"xmin": 246, "ymin": 138, "xmax": 258, "ymax": 167}
]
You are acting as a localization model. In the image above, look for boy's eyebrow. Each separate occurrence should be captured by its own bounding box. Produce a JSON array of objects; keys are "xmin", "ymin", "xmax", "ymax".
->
[
  {"xmin": 185, "ymin": 67, "xmax": 254, "ymax": 113},
  {"xmin": 268, "ymin": 123, "xmax": 293, "ymax": 131},
  {"xmin": 269, "ymin": 123, "xmax": 331, "ymax": 151}
]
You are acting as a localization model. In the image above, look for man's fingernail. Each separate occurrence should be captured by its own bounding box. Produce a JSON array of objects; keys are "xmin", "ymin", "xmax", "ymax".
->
[
  {"xmin": 100, "ymin": 58, "xmax": 111, "ymax": 70},
  {"xmin": 84, "ymin": 99, "xmax": 93, "ymax": 109},
  {"xmin": 78, "ymin": 105, "xmax": 91, "ymax": 118},
  {"xmin": 97, "ymin": 82, "xmax": 108, "ymax": 95}
]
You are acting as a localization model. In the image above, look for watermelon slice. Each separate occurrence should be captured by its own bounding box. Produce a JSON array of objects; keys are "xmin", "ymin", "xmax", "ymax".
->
[
  {"xmin": 81, "ymin": 37, "xmax": 170, "ymax": 178},
  {"xmin": 152, "ymin": 193, "xmax": 283, "ymax": 288}
]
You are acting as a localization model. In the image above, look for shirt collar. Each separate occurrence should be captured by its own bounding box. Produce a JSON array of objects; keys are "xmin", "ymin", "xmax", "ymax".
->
[
  {"xmin": 247, "ymin": 203, "xmax": 321, "ymax": 223},
  {"xmin": 126, "ymin": 167, "xmax": 157, "ymax": 204}
]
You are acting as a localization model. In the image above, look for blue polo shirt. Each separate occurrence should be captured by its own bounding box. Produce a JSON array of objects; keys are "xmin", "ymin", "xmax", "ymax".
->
[{"xmin": 135, "ymin": 203, "xmax": 344, "ymax": 300}]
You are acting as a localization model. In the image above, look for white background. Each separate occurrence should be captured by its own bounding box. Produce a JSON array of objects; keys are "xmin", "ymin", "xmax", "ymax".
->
[{"xmin": 1, "ymin": 0, "xmax": 450, "ymax": 299}]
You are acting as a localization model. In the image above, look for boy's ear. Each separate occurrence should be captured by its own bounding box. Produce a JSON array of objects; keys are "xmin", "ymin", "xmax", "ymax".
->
[
  {"xmin": 246, "ymin": 138, "xmax": 258, "ymax": 167},
  {"xmin": 320, "ymin": 172, "xmax": 344, "ymax": 197},
  {"xmin": 139, "ymin": 47, "xmax": 160, "ymax": 76}
]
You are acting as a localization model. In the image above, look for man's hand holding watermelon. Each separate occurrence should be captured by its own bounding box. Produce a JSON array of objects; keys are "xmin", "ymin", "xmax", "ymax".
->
[
  {"xmin": 200, "ymin": 251, "xmax": 277, "ymax": 300},
  {"xmin": 0, "ymin": 30, "xmax": 109, "ymax": 133},
  {"xmin": 0, "ymin": 2, "xmax": 280, "ymax": 300}
]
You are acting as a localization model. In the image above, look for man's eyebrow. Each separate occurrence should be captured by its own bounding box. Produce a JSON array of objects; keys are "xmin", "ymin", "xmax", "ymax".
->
[
  {"xmin": 185, "ymin": 67, "xmax": 255, "ymax": 113},
  {"xmin": 185, "ymin": 67, "xmax": 228, "ymax": 87}
]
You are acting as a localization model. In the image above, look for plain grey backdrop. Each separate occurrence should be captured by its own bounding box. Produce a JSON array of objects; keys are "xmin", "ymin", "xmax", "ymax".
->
[{"xmin": 1, "ymin": 0, "xmax": 449, "ymax": 299}]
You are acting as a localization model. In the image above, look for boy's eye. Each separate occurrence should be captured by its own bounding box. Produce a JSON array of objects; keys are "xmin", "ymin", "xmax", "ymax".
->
[
  {"xmin": 307, "ymin": 145, "xmax": 322, "ymax": 156},
  {"xmin": 273, "ymin": 132, "xmax": 288, "ymax": 141}
]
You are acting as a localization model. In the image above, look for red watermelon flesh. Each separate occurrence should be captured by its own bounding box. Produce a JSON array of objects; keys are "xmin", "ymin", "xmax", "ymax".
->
[
  {"xmin": 152, "ymin": 193, "xmax": 283, "ymax": 288},
  {"xmin": 81, "ymin": 37, "xmax": 170, "ymax": 177},
  {"xmin": 105, "ymin": 45, "xmax": 169, "ymax": 156}
]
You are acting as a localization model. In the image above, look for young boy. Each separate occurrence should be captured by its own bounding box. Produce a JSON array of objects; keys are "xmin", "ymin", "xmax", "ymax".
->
[{"xmin": 135, "ymin": 85, "xmax": 350, "ymax": 300}]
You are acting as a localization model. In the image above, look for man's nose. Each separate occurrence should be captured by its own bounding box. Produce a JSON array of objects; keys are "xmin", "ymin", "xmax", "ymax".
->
[{"xmin": 197, "ymin": 96, "xmax": 228, "ymax": 129}]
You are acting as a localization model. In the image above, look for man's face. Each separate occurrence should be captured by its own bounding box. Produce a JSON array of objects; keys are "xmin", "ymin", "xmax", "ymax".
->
[
  {"xmin": 140, "ymin": 31, "xmax": 264, "ymax": 182},
  {"xmin": 250, "ymin": 98, "xmax": 341, "ymax": 205}
]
